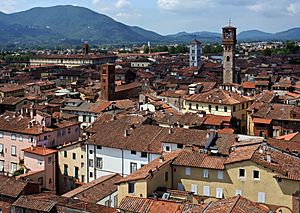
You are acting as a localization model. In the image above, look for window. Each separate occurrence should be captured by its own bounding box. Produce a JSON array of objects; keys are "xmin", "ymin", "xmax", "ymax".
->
[
  {"xmin": 74, "ymin": 167, "xmax": 79, "ymax": 179},
  {"xmin": 178, "ymin": 183, "xmax": 184, "ymax": 191},
  {"xmin": 37, "ymin": 177, "xmax": 43, "ymax": 185},
  {"xmin": 239, "ymin": 169, "xmax": 245, "ymax": 178},
  {"xmin": 11, "ymin": 145, "xmax": 16, "ymax": 156},
  {"xmin": 0, "ymin": 144, "xmax": 3, "ymax": 154},
  {"xmin": 64, "ymin": 164, "xmax": 68, "ymax": 176},
  {"xmin": 68, "ymin": 128, "xmax": 71, "ymax": 134},
  {"xmin": 177, "ymin": 144, "xmax": 183, "ymax": 149},
  {"xmin": 131, "ymin": 150, "xmax": 136, "ymax": 155},
  {"xmin": 203, "ymin": 186, "xmax": 210, "ymax": 196},
  {"xmin": 191, "ymin": 184, "xmax": 198, "ymax": 194},
  {"xmin": 96, "ymin": 157, "xmax": 103, "ymax": 169},
  {"xmin": 64, "ymin": 151, "xmax": 67, "ymax": 158},
  {"xmin": 165, "ymin": 172, "xmax": 168, "ymax": 182},
  {"xmin": 28, "ymin": 137, "xmax": 34, "ymax": 143},
  {"xmin": 130, "ymin": 162, "xmax": 137, "ymax": 173},
  {"xmin": 11, "ymin": 162, "xmax": 17, "ymax": 173},
  {"xmin": 11, "ymin": 134, "xmax": 16, "ymax": 140},
  {"xmin": 258, "ymin": 192, "xmax": 265, "ymax": 203},
  {"xmin": 81, "ymin": 175, "xmax": 85, "ymax": 182},
  {"xmin": 89, "ymin": 159, "xmax": 93, "ymax": 167},
  {"xmin": 89, "ymin": 150, "xmax": 93, "ymax": 155},
  {"xmin": 253, "ymin": 170, "xmax": 260, "ymax": 180},
  {"xmin": 128, "ymin": 182, "xmax": 135, "ymax": 194},
  {"xmin": 105, "ymin": 200, "xmax": 110, "ymax": 207},
  {"xmin": 196, "ymin": 104, "xmax": 199, "ymax": 109},
  {"xmin": 203, "ymin": 169, "xmax": 209, "ymax": 178},
  {"xmin": 18, "ymin": 135, "xmax": 23, "ymax": 142},
  {"xmin": 216, "ymin": 188, "xmax": 223, "ymax": 198},
  {"xmin": 49, "ymin": 178, "xmax": 52, "ymax": 184},
  {"xmin": 224, "ymin": 106, "xmax": 227, "ymax": 112},
  {"xmin": 141, "ymin": 152, "xmax": 147, "ymax": 158},
  {"xmin": 217, "ymin": 170, "xmax": 224, "ymax": 180},
  {"xmin": 37, "ymin": 159, "xmax": 43, "ymax": 166},
  {"xmin": 90, "ymin": 172, "xmax": 93, "ymax": 178},
  {"xmin": 165, "ymin": 146, "xmax": 170, "ymax": 152},
  {"xmin": 72, "ymin": 153, "xmax": 76, "ymax": 160},
  {"xmin": 114, "ymin": 195, "xmax": 118, "ymax": 207},
  {"xmin": 226, "ymin": 56, "xmax": 230, "ymax": 62},
  {"xmin": 48, "ymin": 157, "xmax": 52, "ymax": 164},
  {"xmin": 235, "ymin": 189, "xmax": 242, "ymax": 196},
  {"xmin": 189, "ymin": 103, "xmax": 192, "ymax": 109},
  {"xmin": 0, "ymin": 132, "xmax": 3, "ymax": 138},
  {"xmin": 233, "ymin": 106, "xmax": 236, "ymax": 112},
  {"xmin": 215, "ymin": 106, "xmax": 219, "ymax": 111},
  {"xmin": 97, "ymin": 145, "xmax": 102, "ymax": 150},
  {"xmin": 0, "ymin": 160, "xmax": 4, "ymax": 171},
  {"xmin": 185, "ymin": 167, "xmax": 191, "ymax": 176},
  {"xmin": 208, "ymin": 105, "xmax": 212, "ymax": 111}
]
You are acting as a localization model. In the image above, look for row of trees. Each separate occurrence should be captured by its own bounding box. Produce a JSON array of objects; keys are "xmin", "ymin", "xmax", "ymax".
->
[
  {"xmin": 262, "ymin": 41, "xmax": 300, "ymax": 56},
  {"xmin": 0, "ymin": 53, "xmax": 32, "ymax": 62},
  {"xmin": 143, "ymin": 43, "xmax": 223, "ymax": 54},
  {"xmin": 143, "ymin": 45, "xmax": 189, "ymax": 54}
]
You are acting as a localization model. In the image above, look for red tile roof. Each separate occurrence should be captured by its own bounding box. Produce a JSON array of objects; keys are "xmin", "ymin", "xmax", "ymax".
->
[
  {"xmin": 62, "ymin": 174, "xmax": 122, "ymax": 203},
  {"xmin": 252, "ymin": 117, "xmax": 272, "ymax": 124},
  {"xmin": 23, "ymin": 146, "xmax": 57, "ymax": 156},
  {"xmin": 185, "ymin": 89, "xmax": 250, "ymax": 105}
]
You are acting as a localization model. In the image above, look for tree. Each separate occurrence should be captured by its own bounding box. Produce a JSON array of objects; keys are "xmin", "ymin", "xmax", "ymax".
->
[
  {"xmin": 144, "ymin": 46, "xmax": 149, "ymax": 54},
  {"xmin": 168, "ymin": 46, "xmax": 176, "ymax": 54}
]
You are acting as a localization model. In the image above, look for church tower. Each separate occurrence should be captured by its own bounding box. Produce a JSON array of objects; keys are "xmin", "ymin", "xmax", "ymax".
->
[
  {"xmin": 100, "ymin": 64, "xmax": 115, "ymax": 101},
  {"xmin": 222, "ymin": 23, "xmax": 237, "ymax": 84},
  {"xmin": 189, "ymin": 39, "xmax": 202, "ymax": 67},
  {"xmin": 82, "ymin": 43, "xmax": 89, "ymax": 56}
]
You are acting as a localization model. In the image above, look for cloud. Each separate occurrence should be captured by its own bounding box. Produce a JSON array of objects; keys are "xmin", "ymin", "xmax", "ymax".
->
[
  {"xmin": 0, "ymin": 0, "xmax": 17, "ymax": 13},
  {"xmin": 156, "ymin": 0, "xmax": 300, "ymax": 17},
  {"xmin": 157, "ymin": 0, "xmax": 179, "ymax": 10},
  {"xmin": 287, "ymin": 2, "xmax": 300, "ymax": 15},
  {"xmin": 115, "ymin": 0, "xmax": 130, "ymax": 9}
]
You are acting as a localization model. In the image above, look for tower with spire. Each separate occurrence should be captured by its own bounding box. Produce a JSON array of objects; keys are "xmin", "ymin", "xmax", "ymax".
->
[{"xmin": 222, "ymin": 20, "xmax": 237, "ymax": 84}]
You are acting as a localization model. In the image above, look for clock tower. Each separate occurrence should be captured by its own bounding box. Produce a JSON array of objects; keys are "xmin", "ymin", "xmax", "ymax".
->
[{"xmin": 222, "ymin": 23, "xmax": 237, "ymax": 84}]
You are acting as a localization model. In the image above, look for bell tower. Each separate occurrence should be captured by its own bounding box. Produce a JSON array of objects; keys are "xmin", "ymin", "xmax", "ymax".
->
[
  {"xmin": 222, "ymin": 22, "xmax": 237, "ymax": 84},
  {"xmin": 100, "ymin": 64, "xmax": 115, "ymax": 101}
]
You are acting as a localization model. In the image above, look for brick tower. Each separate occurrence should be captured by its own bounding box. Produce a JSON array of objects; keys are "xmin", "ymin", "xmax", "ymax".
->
[
  {"xmin": 100, "ymin": 64, "xmax": 115, "ymax": 101},
  {"xmin": 222, "ymin": 23, "xmax": 237, "ymax": 84}
]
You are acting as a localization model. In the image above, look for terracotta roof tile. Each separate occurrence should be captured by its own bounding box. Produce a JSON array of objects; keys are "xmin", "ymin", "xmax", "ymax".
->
[
  {"xmin": 22, "ymin": 146, "xmax": 57, "ymax": 156},
  {"xmin": 185, "ymin": 89, "xmax": 250, "ymax": 105},
  {"xmin": 63, "ymin": 174, "xmax": 122, "ymax": 203}
]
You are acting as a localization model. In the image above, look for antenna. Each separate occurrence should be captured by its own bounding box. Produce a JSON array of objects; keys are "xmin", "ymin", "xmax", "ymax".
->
[{"xmin": 228, "ymin": 18, "xmax": 232, "ymax": 27}]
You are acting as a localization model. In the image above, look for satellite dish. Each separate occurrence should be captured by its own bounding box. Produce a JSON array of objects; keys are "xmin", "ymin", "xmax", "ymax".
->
[{"xmin": 162, "ymin": 193, "xmax": 170, "ymax": 200}]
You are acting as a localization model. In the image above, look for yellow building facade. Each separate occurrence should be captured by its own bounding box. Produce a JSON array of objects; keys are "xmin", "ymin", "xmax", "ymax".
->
[{"xmin": 57, "ymin": 141, "xmax": 87, "ymax": 194}]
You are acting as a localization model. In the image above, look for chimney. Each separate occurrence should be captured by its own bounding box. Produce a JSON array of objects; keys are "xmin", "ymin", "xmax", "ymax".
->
[
  {"xmin": 30, "ymin": 145, "xmax": 34, "ymax": 151},
  {"xmin": 159, "ymin": 155, "xmax": 164, "ymax": 163},
  {"xmin": 168, "ymin": 128, "xmax": 173, "ymax": 134},
  {"xmin": 266, "ymin": 155, "xmax": 271, "ymax": 163},
  {"xmin": 124, "ymin": 129, "xmax": 129, "ymax": 137}
]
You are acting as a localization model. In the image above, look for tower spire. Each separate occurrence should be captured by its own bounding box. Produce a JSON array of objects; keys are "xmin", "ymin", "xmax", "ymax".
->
[{"xmin": 228, "ymin": 18, "xmax": 232, "ymax": 27}]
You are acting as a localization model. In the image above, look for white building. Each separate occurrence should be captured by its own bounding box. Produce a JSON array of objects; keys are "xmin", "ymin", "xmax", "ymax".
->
[{"xmin": 189, "ymin": 39, "xmax": 202, "ymax": 67}]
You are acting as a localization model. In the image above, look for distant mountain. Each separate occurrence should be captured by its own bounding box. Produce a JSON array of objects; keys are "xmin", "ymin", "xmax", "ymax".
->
[
  {"xmin": 167, "ymin": 31, "xmax": 221, "ymax": 43},
  {"xmin": 0, "ymin": 5, "xmax": 166, "ymax": 47},
  {"xmin": 0, "ymin": 5, "xmax": 299, "ymax": 48},
  {"xmin": 275, "ymin": 28, "xmax": 300, "ymax": 41},
  {"xmin": 238, "ymin": 30, "xmax": 273, "ymax": 41}
]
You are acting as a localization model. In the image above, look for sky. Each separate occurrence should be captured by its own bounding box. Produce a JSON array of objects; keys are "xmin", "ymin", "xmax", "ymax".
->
[{"xmin": 1, "ymin": 0, "xmax": 300, "ymax": 35}]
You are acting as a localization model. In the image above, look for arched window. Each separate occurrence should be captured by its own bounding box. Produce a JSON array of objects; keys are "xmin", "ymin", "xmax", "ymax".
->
[{"xmin": 226, "ymin": 56, "xmax": 230, "ymax": 62}]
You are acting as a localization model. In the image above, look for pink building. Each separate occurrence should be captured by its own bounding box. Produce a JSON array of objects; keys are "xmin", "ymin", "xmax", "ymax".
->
[
  {"xmin": 20, "ymin": 146, "xmax": 57, "ymax": 192},
  {"xmin": 0, "ymin": 110, "xmax": 80, "ymax": 175}
]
